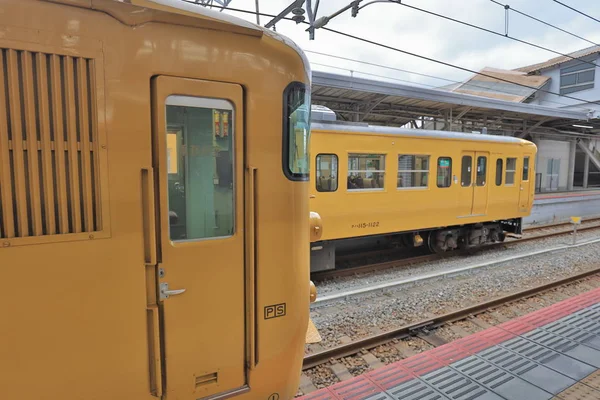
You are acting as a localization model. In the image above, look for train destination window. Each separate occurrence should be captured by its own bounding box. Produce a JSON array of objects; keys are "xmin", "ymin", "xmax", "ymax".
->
[
  {"xmin": 523, "ymin": 156, "xmax": 530, "ymax": 181},
  {"xmin": 495, "ymin": 159, "xmax": 503, "ymax": 186},
  {"xmin": 165, "ymin": 96, "xmax": 234, "ymax": 241},
  {"xmin": 437, "ymin": 157, "xmax": 452, "ymax": 188},
  {"xmin": 316, "ymin": 154, "xmax": 338, "ymax": 192},
  {"xmin": 476, "ymin": 156, "xmax": 487, "ymax": 186},
  {"xmin": 283, "ymin": 82, "xmax": 311, "ymax": 181},
  {"xmin": 398, "ymin": 155, "xmax": 429, "ymax": 189},
  {"xmin": 347, "ymin": 154, "xmax": 385, "ymax": 190},
  {"xmin": 506, "ymin": 157, "xmax": 517, "ymax": 185},
  {"xmin": 461, "ymin": 156, "xmax": 472, "ymax": 187}
]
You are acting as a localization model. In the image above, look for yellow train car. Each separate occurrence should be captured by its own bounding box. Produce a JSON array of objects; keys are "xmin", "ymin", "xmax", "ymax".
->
[
  {"xmin": 0, "ymin": 1, "xmax": 313, "ymax": 399},
  {"xmin": 309, "ymin": 119, "xmax": 537, "ymax": 272}
]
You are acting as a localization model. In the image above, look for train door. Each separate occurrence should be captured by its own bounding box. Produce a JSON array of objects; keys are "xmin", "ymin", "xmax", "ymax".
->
[
  {"xmin": 152, "ymin": 76, "xmax": 246, "ymax": 399},
  {"xmin": 458, "ymin": 152, "xmax": 475, "ymax": 217},
  {"xmin": 519, "ymin": 154, "xmax": 533, "ymax": 211},
  {"xmin": 472, "ymin": 152, "xmax": 489, "ymax": 215},
  {"xmin": 458, "ymin": 151, "xmax": 489, "ymax": 216}
]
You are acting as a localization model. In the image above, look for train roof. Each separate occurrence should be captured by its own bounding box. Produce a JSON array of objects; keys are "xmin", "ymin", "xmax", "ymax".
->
[
  {"xmin": 311, "ymin": 122, "xmax": 534, "ymax": 145},
  {"xmin": 46, "ymin": 0, "xmax": 310, "ymax": 79}
]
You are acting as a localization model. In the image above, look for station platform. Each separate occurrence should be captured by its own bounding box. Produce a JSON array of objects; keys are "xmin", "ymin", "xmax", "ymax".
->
[
  {"xmin": 300, "ymin": 287, "xmax": 600, "ymax": 400},
  {"xmin": 526, "ymin": 189, "xmax": 600, "ymax": 227}
]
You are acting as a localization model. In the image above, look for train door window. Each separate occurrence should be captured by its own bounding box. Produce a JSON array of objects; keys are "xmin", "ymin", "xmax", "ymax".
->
[
  {"xmin": 347, "ymin": 154, "xmax": 385, "ymax": 191},
  {"xmin": 505, "ymin": 157, "xmax": 517, "ymax": 185},
  {"xmin": 398, "ymin": 155, "xmax": 429, "ymax": 189},
  {"xmin": 461, "ymin": 156, "xmax": 472, "ymax": 187},
  {"xmin": 316, "ymin": 154, "xmax": 338, "ymax": 192},
  {"xmin": 437, "ymin": 157, "xmax": 452, "ymax": 188},
  {"xmin": 523, "ymin": 156, "xmax": 530, "ymax": 181},
  {"xmin": 476, "ymin": 156, "xmax": 487, "ymax": 186},
  {"xmin": 165, "ymin": 96, "xmax": 234, "ymax": 241},
  {"xmin": 283, "ymin": 82, "xmax": 311, "ymax": 181},
  {"xmin": 495, "ymin": 159, "xmax": 503, "ymax": 186}
]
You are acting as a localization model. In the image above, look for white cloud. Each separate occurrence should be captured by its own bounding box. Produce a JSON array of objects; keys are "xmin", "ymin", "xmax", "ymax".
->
[{"xmin": 216, "ymin": 0, "xmax": 600, "ymax": 87}]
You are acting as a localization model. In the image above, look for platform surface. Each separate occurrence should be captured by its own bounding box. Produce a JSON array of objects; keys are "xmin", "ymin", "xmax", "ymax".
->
[{"xmin": 300, "ymin": 287, "xmax": 600, "ymax": 400}]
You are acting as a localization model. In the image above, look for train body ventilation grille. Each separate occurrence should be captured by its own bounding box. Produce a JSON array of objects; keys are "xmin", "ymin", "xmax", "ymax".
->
[{"xmin": 0, "ymin": 49, "xmax": 102, "ymax": 240}]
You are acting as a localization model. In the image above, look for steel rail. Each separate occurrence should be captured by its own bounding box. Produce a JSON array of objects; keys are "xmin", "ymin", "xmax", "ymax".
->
[
  {"xmin": 311, "ymin": 222, "xmax": 600, "ymax": 282},
  {"xmin": 303, "ymin": 266, "xmax": 600, "ymax": 370}
]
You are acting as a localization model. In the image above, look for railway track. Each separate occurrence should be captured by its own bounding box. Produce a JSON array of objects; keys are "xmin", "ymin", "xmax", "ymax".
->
[
  {"xmin": 302, "ymin": 266, "xmax": 600, "ymax": 372},
  {"xmin": 311, "ymin": 218, "xmax": 600, "ymax": 282}
]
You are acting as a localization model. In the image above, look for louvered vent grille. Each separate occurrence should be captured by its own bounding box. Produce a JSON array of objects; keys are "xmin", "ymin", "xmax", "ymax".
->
[{"xmin": 0, "ymin": 49, "xmax": 102, "ymax": 239}]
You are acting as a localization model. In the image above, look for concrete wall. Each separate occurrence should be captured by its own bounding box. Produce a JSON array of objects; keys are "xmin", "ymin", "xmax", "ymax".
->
[
  {"xmin": 535, "ymin": 139, "xmax": 570, "ymax": 191},
  {"xmin": 525, "ymin": 193, "xmax": 600, "ymax": 227}
]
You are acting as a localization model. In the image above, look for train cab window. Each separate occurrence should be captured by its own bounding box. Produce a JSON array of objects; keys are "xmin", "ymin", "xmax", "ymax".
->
[
  {"xmin": 347, "ymin": 153, "xmax": 385, "ymax": 190},
  {"xmin": 495, "ymin": 159, "xmax": 503, "ymax": 186},
  {"xmin": 437, "ymin": 157, "xmax": 452, "ymax": 188},
  {"xmin": 506, "ymin": 157, "xmax": 517, "ymax": 185},
  {"xmin": 316, "ymin": 154, "xmax": 338, "ymax": 192},
  {"xmin": 476, "ymin": 156, "xmax": 487, "ymax": 186},
  {"xmin": 165, "ymin": 96, "xmax": 235, "ymax": 241},
  {"xmin": 523, "ymin": 156, "xmax": 530, "ymax": 181},
  {"xmin": 283, "ymin": 82, "xmax": 311, "ymax": 181},
  {"xmin": 398, "ymin": 155, "xmax": 429, "ymax": 189},
  {"xmin": 461, "ymin": 156, "xmax": 472, "ymax": 187}
]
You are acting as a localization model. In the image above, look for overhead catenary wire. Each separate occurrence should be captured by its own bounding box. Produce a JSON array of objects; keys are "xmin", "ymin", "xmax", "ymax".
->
[
  {"xmin": 552, "ymin": 0, "xmax": 600, "ymax": 24},
  {"xmin": 394, "ymin": 1, "xmax": 600, "ymax": 69},
  {"xmin": 490, "ymin": 0, "xmax": 600, "ymax": 47},
  {"xmin": 180, "ymin": 1, "xmax": 600, "ymax": 108}
]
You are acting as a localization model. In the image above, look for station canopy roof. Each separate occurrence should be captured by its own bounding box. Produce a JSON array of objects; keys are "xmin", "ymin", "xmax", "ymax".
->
[{"xmin": 311, "ymin": 71, "xmax": 600, "ymax": 137}]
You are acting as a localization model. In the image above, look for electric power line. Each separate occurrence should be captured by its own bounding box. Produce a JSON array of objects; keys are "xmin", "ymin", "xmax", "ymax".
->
[
  {"xmin": 181, "ymin": 1, "xmax": 600, "ymax": 108},
  {"xmin": 395, "ymin": 1, "xmax": 600, "ymax": 69},
  {"xmin": 490, "ymin": 0, "xmax": 599, "ymax": 47},
  {"xmin": 552, "ymin": 0, "xmax": 600, "ymax": 24},
  {"xmin": 320, "ymin": 25, "xmax": 600, "ymax": 107}
]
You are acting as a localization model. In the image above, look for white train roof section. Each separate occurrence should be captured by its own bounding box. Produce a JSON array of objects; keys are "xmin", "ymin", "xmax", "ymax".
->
[{"xmin": 311, "ymin": 122, "xmax": 532, "ymax": 144}]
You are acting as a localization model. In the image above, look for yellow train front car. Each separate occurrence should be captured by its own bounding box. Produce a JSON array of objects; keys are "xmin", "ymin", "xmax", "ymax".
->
[
  {"xmin": 0, "ymin": 1, "xmax": 312, "ymax": 399},
  {"xmin": 309, "ymin": 119, "xmax": 537, "ymax": 272}
]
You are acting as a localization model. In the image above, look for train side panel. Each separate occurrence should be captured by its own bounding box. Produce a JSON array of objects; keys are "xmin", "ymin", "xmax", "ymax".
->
[
  {"xmin": 310, "ymin": 128, "xmax": 536, "ymax": 244},
  {"xmin": 0, "ymin": 1, "xmax": 310, "ymax": 399}
]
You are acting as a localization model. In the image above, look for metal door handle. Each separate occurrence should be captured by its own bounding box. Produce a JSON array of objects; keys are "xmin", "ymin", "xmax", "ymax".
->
[{"xmin": 160, "ymin": 282, "xmax": 186, "ymax": 300}]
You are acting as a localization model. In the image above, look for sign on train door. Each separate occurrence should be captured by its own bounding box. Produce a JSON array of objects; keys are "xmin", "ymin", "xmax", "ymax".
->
[
  {"xmin": 519, "ymin": 154, "xmax": 533, "ymax": 212},
  {"xmin": 152, "ymin": 76, "xmax": 246, "ymax": 399},
  {"xmin": 458, "ymin": 151, "xmax": 489, "ymax": 217}
]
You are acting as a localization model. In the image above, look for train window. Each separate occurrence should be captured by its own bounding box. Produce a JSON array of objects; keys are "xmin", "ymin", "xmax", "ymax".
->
[
  {"xmin": 495, "ymin": 159, "xmax": 503, "ymax": 186},
  {"xmin": 461, "ymin": 156, "xmax": 472, "ymax": 187},
  {"xmin": 506, "ymin": 157, "xmax": 517, "ymax": 185},
  {"xmin": 283, "ymin": 82, "xmax": 311, "ymax": 181},
  {"xmin": 348, "ymin": 153, "xmax": 385, "ymax": 190},
  {"xmin": 397, "ymin": 155, "xmax": 429, "ymax": 189},
  {"xmin": 476, "ymin": 156, "xmax": 487, "ymax": 186},
  {"xmin": 523, "ymin": 156, "xmax": 530, "ymax": 181},
  {"xmin": 165, "ymin": 96, "xmax": 235, "ymax": 241},
  {"xmin": 437, "ymin": 157, "xmax": 452, "ymax": 188},
  {"xmin": 316, "ymin": 154, "xmax": 338, "ymax": 192}
]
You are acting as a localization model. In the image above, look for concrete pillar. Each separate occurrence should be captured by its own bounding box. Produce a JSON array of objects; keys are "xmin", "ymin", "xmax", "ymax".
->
[
  {"xmin": 567, "ymin": 140, "xmax": 576, "ymax": 191},
  {"xmin": 583, "ymin": 153, "xmax": 590, "ymax": 189}
]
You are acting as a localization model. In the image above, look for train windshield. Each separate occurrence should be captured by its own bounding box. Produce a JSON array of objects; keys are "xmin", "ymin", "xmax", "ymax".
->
[{"xmin": 284, "ymin": 82, "xmax": 311, "ymax": 181}]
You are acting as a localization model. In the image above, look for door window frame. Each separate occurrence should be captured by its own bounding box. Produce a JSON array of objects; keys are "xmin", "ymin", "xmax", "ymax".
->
[{"xmin": 165, "ymin": 95, "xmax": 236, "ymax": 243}]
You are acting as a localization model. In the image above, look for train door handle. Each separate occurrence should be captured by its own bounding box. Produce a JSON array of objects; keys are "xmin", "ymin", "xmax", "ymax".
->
[
  {"xmin": 160, "ymin": 282, "xmax": 186, "ymax": 300},
  {"xmin": 520, "ymin": 186, "xmax": 524, "ymax": 191}
]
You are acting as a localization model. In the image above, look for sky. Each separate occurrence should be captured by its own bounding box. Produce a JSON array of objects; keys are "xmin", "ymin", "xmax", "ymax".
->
[{"xmin": 213, "ymin": 0, "xmax": 600, "ymax": 88}]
